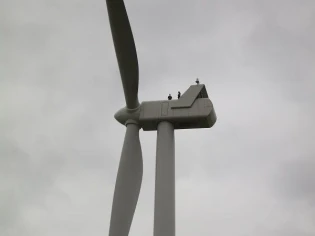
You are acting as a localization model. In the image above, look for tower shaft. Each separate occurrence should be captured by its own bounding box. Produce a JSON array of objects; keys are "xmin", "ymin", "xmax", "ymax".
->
[{"xmin": 154, "ymin": 121, "xmax": 175, "ymax": 236}]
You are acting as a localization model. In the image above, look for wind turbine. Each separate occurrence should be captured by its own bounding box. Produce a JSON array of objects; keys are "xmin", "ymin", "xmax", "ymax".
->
[{"xmin": 105, "ymin": 1, "xmax": 217, "ymax": 236}]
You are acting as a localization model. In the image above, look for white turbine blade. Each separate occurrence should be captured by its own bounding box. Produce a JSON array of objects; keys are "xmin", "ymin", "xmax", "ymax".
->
[
  {"xmin": 106, "ymin": 0, "xmax": 140, "ymax": 109},
  {"xmin": 109, "ymin": 123, "xmax": 143, "ymax": 236}
]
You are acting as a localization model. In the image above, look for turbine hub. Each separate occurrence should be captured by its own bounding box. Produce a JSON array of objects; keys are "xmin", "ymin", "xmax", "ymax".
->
[{"xmin": 114, "ymin": 105, "xmax": 141, "ymax": 126}]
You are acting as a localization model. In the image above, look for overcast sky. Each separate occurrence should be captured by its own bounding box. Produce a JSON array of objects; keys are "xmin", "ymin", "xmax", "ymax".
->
[{"xmin": 1, "ymin": 0, "xmax": 315, "ymax": 235}]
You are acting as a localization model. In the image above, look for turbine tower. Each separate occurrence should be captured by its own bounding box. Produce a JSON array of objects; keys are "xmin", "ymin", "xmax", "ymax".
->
[{"xmin": 105, "ymin": 1, "xmax": 217, "ymax": 236}]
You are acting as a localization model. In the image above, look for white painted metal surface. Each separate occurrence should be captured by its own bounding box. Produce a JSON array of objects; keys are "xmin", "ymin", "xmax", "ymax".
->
[
  {"xmin": 154, "ymin": 121, "xmax": 175, "ymax": 236},
  {"xmin": 105, "ymin": 1, "xmax": 217, "ymax": 235},
  {"xmin": 108, "ymin": 122, "xmax": 143, "ymax": 236}
]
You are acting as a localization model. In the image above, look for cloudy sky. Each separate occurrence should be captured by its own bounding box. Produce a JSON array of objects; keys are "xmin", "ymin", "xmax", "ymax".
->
[{"xmin": 1, "ymin": 0, "xmax": 315, "ymax": 235}]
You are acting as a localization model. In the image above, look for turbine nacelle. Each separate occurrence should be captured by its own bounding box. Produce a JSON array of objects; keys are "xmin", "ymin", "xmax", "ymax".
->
[{"xmin": 114, "ymin": 84, "xmax": 217, "ymax": 130}]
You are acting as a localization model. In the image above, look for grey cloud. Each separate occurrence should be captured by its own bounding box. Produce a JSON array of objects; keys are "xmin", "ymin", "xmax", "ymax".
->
[{"xmin": 274, "ymin": 158, "xmax": 315, "ymax": 203}]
